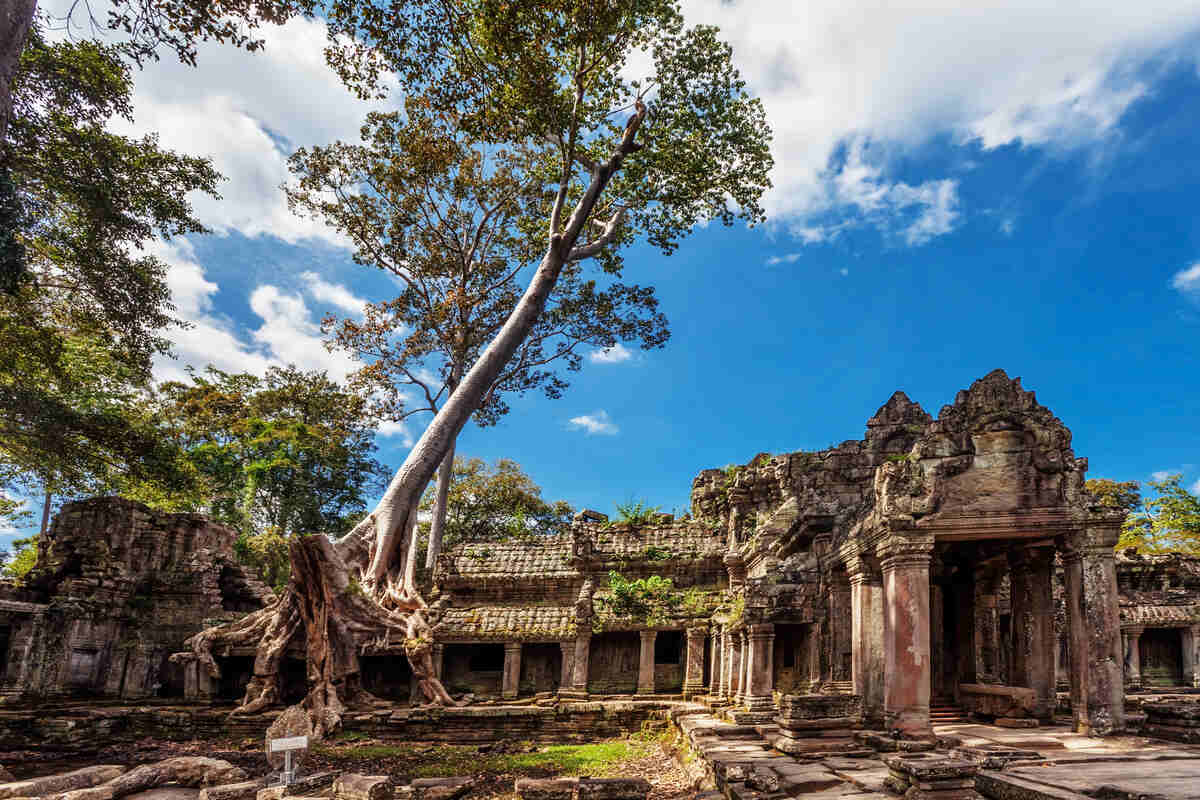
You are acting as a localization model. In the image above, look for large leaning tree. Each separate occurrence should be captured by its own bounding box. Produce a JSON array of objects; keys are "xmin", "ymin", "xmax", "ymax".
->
[
  {"xmin": 185, "ymin": 0, "xmax": 772, "ymax": 737},
  {"xmin": 287, "ymin": 100, "xmax": 669, "ymax": 570}
]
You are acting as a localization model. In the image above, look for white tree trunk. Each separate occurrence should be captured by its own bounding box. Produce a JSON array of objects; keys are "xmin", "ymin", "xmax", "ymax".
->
[
  {"xmin": 0, "ymin": 0, "xmax": 36, "ymax": 142},
  {"xmin": 424, "ymin": 441, "xmax": 456, "ymax": 569}
]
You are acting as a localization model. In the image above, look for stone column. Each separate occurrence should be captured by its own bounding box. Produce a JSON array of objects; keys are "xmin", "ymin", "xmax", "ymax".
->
[
  {"xmin": 741, "ymin": 630, "xmax": 754, "ymax": 703},
  {"xmin": 1123, "ymin": 627, "xmax": 1144, "ymax": 690},
  {"xmin": 1183, "ymin": 625, "xmax": 1200, "ymax": 688},
  {"xmin": 1009, "ymin": 546, "xmax": 1056, "ymax": 719},
  {"xmin": 684, "ymin": 627, "xmax": 707, "ymax": 699},
  {"xmin": 570, "ymin": 634, "xmax": 591, "ymax": 693},
  {"xmin": 638, "ymin": 630, "xmax": 657, "ymax": 695},
  {"xmin": 728, "ymin": 633, "xmax": 743, "ymax": 701},
  {"xmin": 710, "ymin": 629, "xmax": 722, "ymax": 697},
  {"xmin": 1061, "ymin": 518, "xmax": 1126, "ymax": 735},
  {"xmin": 743, "ymin": 624, "xmax": 775, "ymax": 711},
  {"xmin": 502, "ymin": 642, "xmax": 522, "ymax": 700},
  {"xmin": 431, "ymin": 644, "xmax": 445, "ymax": 680},
  {"xmin": 849, "ymin": 556, "xmax": 885, "ymax": 724},
  {"xmin": 974, "ymin": 569, "xmax": 1000, "ymax": 683},
  {"xmin": 558, "ymin": 641, "xmax": 575, "ymax": 689},
  {"xmin": 879, "ymin": 534, "xmax": 934, "ymax": 736}
]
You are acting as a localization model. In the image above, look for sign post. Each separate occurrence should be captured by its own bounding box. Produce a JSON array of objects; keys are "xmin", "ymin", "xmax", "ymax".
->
[{"xmin": 269, "ymin": 735, "xmax": 309, "ymax": 786}]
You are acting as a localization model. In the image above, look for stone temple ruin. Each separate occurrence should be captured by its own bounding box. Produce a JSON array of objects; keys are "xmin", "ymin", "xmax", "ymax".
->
[{"xmin": 3, "ymin": 369, "xmax": 1200, "ymax": 749}]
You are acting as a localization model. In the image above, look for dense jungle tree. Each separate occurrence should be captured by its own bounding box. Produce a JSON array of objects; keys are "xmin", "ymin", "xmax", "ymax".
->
[
  {"xmin": 0, "ymin": 26, "xmax": 219, "ymax": 513},
  {"xmin": 417, "ymin": 457, "xmax": 573, "ymax": 552},
  {"xmin": 287, "ymin": 101, "xmax": 668, "ymax": 570},
  {"xmin": 187, "ymin": 0, "xmax": 772, "ymax": 737},
  {"xmin": 153, "ymin": 365, "xmax": 389, "ymax": 587},
  {"xmin": 1119, "ymin": 474, "xmax": 1200, "ymax": 554}
]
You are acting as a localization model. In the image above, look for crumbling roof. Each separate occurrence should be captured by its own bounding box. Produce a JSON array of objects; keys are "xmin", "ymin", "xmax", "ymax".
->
[
  {"xmin": 439, "ymin": 536, "xmax": 575, "ymax": 578},
  {"xmin": 1120, "ymin": 604, "xmax": 1200, "ymax": 626},
  {"xmin": 590, "ymin": 525, "xmax": 724, "ymax": 561},
  {"xmin": 434, "ymin": 604, "xmax": 575, "ymax": 641}
]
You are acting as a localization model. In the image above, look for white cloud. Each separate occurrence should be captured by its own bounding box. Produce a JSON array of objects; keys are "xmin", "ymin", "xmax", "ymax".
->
[
  {"xmin": 1171, "ymin": 263, "xmax": 1200, "ymax": 296},
  {"xmin": 568, "ymin": 411, "xmax": 619, "ymax": 436},
  {"xmin": 839, "ymin": 268, "xmax": 849, "ymax": 277},
  {"xmin": 1151, "ymin": 470, "xmax": 1172, "ymax": 481},
  {"xmin": 301, "ymin": 271, "xmax": 368, "ymax": 315},
  {"xmin": 766, "ymin": 253, "xmax": 803, "ymax": 266},
  {"xmin": 674, "ymin": 0, "xmax": 1198, "ymax": 245},
  {"xmin": 101, "ymin": 16, "xmax": 385, "ymax": 248},
  {"xmin": 1191, "ymin": 477, "xmax": 1200, "ymax": 495},
  {"xmin": 151, "ymin": 240, "xmax": 360, "ymax": 383},
  {"xmin": 589, "ymin": 343, "xmax": 635, "ymax": 364}
]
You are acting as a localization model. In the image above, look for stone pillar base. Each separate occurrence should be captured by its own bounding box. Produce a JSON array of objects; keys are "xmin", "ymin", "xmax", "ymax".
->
[
  {"xmin": 744, "ymin": 694, "xmax": 774, "ymax": 712},
  {"xmin": 556, "ymin": 689, "xmax": 589, "ymax": 701}
]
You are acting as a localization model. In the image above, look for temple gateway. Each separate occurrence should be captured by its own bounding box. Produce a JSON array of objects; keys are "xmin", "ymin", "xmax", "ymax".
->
[{"xmin": 5, "ymin": 369, "xmax": 1199, "ymax": 741}]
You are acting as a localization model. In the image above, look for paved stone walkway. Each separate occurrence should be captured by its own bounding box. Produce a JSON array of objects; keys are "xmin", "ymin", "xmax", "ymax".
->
[{"xmin": 675, "ymin": 710, "xmax": 1200, "ymax": 800}]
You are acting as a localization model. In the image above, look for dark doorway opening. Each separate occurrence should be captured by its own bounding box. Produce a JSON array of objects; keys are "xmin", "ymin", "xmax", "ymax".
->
[
  {"xmin": 216, "ymin": 655, "xmax": 254, "ymax": 701},
  {"xmin": 1142, "ymin": 628, "xmax": 1184, "ymax": 687},
  {"xmin": 361, "ymin": 654, "xmax": 414, "ymax": 700}
]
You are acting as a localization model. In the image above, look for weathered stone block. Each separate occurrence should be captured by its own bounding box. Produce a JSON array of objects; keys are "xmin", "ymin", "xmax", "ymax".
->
[
  {"xmin": 575, "ymin": 778, "xmax": 650, "ymax": 800},
  {"xmin": 0, "ymin": 766, "xmax": 125, "ymax": 800},
  {"xmin": 514, "ymin": 778, "xmax": 577, "ymax": 800},
  {"xmin": 994, "ymin": 717, "xmax": 1038, "ymax": 729},
  {"xmin": 334, "ymin": 775, "xmax": 392, "ymax": 800},
  {"xmin": 199, "ymin": 781, "xmax": 265, "ymax": 800},
  {"xmin": 409, "ymin": 777, "xmax": 475, "ymax": 800}
]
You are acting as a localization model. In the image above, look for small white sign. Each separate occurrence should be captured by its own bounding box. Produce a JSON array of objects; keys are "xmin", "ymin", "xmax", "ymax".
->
[{"xmin": 270, "ymin": 735, "xmax": 309, "ymax": 752}]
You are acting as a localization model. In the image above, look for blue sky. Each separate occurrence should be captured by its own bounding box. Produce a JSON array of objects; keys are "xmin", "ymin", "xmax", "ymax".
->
[{"xmin": 6, "ymin": 1, "xmax": 1200, "ymax": 545}]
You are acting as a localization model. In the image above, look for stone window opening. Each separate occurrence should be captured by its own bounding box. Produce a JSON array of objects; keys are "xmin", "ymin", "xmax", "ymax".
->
[
  {"xmin": 468, "ymin": 644, "xmax": 505, "ymax": 672},
  {"xmin": 654, "ymin": 630, "xmax": 683, "ymax": 664}
]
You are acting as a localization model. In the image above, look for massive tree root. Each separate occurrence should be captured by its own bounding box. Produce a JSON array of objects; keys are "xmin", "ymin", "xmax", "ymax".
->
[{"xmin": 182, "ymin": 512, "xmax": 456, "ymax": 739}]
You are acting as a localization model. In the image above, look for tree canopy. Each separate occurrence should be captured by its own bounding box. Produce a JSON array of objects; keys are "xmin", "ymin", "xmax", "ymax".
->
[
  {"xmin": 0, "ymin": 26, "xmax": 219, "ymax": 504},
  {"xmin": 418, "ymin": 457, "xmax": 572, "ymax": 550},
  {"xmin": 1117, "ymin": 474, "xmax": 1200, "ymax": 554}
]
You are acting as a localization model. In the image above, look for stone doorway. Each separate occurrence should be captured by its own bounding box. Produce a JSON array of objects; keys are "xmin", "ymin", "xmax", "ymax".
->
[
  {"xmin": 587, "ymin": 632, "xmax": 639, "ymax": 693},
  {"xmin": 519, "ymin": 644, "xmax": 562, "ymax": 694},
  {"xmin": 773, "ymin": 623, "xmax": 814, "ymax": 695},
  {"xmin": 442, "ymin": 643, "xmax": 505, "ymax": 696},
  {"xmin": 1142, "ymin": 628, "xmax": 1184, "ymax": 687},
  {"xmin": 216, "ymin": 655, "xmax": 254, "ymax": 701},
  {"xmin": 361, "ymin": 654, "xmax": 414, "ymax": 700}
]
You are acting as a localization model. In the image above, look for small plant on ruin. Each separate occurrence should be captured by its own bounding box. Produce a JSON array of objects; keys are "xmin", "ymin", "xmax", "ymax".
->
[
  {"xmin": 642, "ymin": 545, "xmax": 671, "ymax": 561},
  {"xmin": 607, "ymin": 500, "xmax": 663, "ymax": 528},
  {"xmin": 598, "ymin": 571, "xmax": 682, "ymax": 625}
]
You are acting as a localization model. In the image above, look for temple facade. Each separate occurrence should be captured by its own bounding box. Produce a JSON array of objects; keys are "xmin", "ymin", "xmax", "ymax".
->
[{"xmin": 5, "ymin": 370, "xmax": 1199, "ymax": 741}]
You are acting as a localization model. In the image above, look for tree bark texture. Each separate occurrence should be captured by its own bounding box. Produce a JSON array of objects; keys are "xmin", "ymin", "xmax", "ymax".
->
[
  {"xmin": 424, "ymin": 441, "xmax": 456, "ymax": 570},
  {"xmin": 0, "ymin": 0, "xmax": 36, "ymax": 143}
]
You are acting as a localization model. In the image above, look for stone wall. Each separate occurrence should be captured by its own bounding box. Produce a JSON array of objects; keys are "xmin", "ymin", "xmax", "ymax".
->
[{"xmin": 0, "ymin": 498, "xmax": 271, "ymax": 702}]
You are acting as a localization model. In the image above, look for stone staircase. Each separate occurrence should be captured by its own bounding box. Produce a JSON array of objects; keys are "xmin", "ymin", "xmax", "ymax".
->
[
  {"xmin": 929, "ymin": 700, "xmax": 968, "ymax": 724},
  {"xmin": 672, "ymin": 709, "xmax": 893, "ymax": 800}
]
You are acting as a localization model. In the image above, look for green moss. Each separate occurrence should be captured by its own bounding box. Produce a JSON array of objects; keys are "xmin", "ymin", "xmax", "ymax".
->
[{"xmin": 314, "ymin": 740, "xmax": 653, "ymax": 778}]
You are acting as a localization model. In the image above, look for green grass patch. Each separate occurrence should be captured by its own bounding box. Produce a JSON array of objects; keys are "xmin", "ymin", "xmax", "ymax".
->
[{"xmin": 313, "ymin": 739, "xmax": 654, "ymax": 778}]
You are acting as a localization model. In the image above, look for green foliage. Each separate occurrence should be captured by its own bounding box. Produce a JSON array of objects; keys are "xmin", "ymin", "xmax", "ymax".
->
[
  {"xmin": 418, "ymin": 457, "xmax": 572, "ymax": 550},
  {"xmin": 598, "ymin": 570, "xmax": 681, "ymax": 625},
  {"xmin": 608, "ymin": 499, "xmax": 663, "ymax": 527},
  {"xmin": 1, "ymin": 26, "xmax": 219, "ymax": 501},
  {"xmin": 313, "ymin": 739, "xmax": 653, "ymax": 778},
  {"xmin": 156, "ymin": 365, "xmax": 389, "ymax": 540},
  {"xmin": 642, "ymin": 545, "xmax": 671, "ymax": 561},
  {"xmin": 3, "ymin": 535, "xmax": 37, "ymax": 579},
  {"xmin": 1087, "ymin": 478, "xmax": 1142, "ymax": 512},
  {"xmin": 1119, "ymin": 475, "xmax": 1200, "ymax": 554},
  {"xmin": 234, "ymin": 528, "xmax": 290, "ymax": 591}
]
